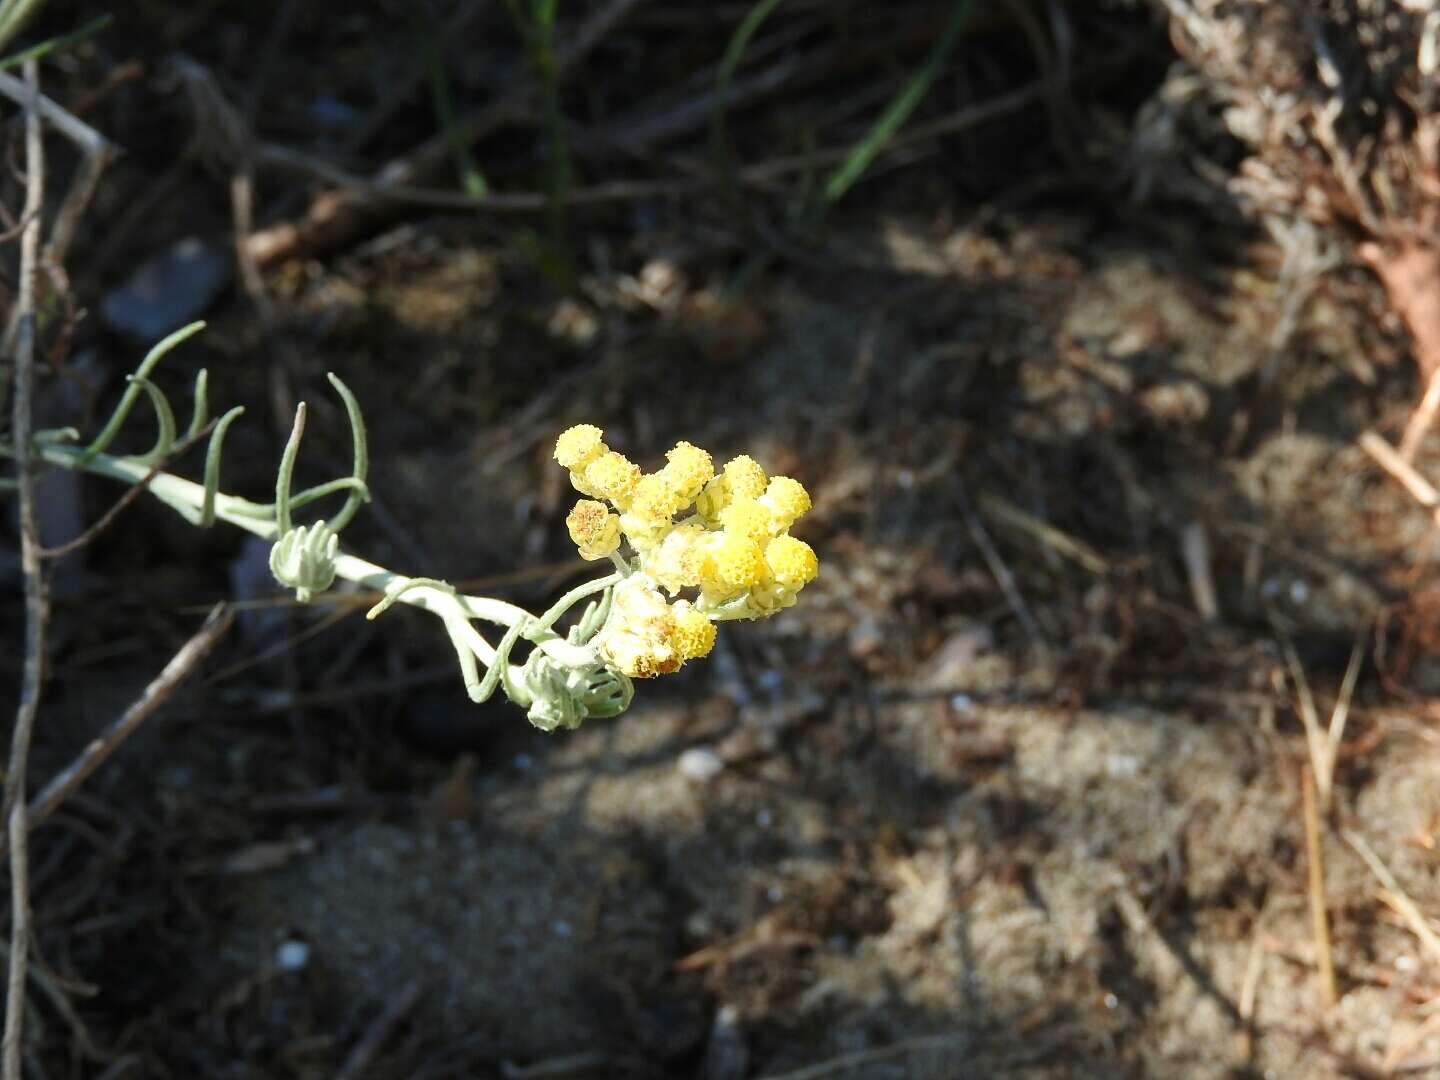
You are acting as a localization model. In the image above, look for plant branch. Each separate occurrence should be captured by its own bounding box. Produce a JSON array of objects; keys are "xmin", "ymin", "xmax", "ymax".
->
[
  {"xmin": 3, "ymin": 57, "xmax": 46, "ymax": 1080},
  {"xmin": 20, "ymin": 441, "xmax": 599, "ymax": 674}
]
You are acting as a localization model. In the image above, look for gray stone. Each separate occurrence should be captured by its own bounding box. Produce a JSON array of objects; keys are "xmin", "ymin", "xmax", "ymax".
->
[{"xmin": 100, "ymin": 237, "xmax": 232, "ymax": 342}]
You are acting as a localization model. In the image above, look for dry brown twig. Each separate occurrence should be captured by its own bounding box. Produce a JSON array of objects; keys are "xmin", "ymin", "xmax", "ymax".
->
[
  {"xmin": 38, "ymin": 418, "xmax": 219, "ymax": 560},
  {"xmin": 3, "ymin": 57, "xmax": 46, "ymax": 1080},
  {"xmin": 1342, "ymin": 829, "xmax": 1440, "ymax": 967},
  {"xmin": 241, "ymin": 0, "xmax": 648, "ymax": 266},
  {"xmin": 0, "ymin": 68, "xmax": 114, "ymax": 352},
  {"xmin": 1361, "ymin": 429, "xmax": 1440, "ymax": 519},
  {"xmin": 0, "ymin": 605, "xmax": 234, "ymax": 858},
  {"xmin": 334, "ymin": 977, "xmax": 424, "ymax": 1080},
  {"xmin": 1274, "ymin": 619, "xmax": 1365, "ymax": 810},
  {"xmin": 1301, "ymin": 767, "xmax": 1337, "ymax": 1012}
]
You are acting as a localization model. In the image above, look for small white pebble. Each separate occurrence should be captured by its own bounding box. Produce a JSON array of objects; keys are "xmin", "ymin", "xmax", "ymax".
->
[
  {"xmin": 896, "ymin": 469, "xmax": 915, "ymax": 489},
  {"xmin": 950, "ymin": 693, "xmax": 974, "ymax": 712},
  {"xmin": 275, "ymin": 940, "xmax": 310, "ymax": 972},
  {"xmin": 678, "ymin": 747, "xmax": 725, "ymax": 782},
  {"xmin": 1104, "ymin": 993, "xmax": 1119, "ymax": 1010},
  {"xmin": 756, "ymin": 808, "xmax": 773, "ymax": 828},
  {"xmin": 766, "ymin": 885, "xmax": 784, "ymax": 903},
  {"xmin": 1396, "ymin": 954, "xmax": 1418, "ymax": 973},
  {"xmin": 1288, "ymin": 579, "xmax": 1309, "ymax": 604},
  {"xmin": 1106, "ymin": 754, "xmax": 1142, "ymax": 779}
]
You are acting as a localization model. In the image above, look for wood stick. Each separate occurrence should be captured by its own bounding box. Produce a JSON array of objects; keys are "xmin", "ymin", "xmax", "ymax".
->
[
  {"xmin": 1343, "ymin": 828, "xmax": 1440, "ymax": 967},
  {"xmin": 1400, "ymin": 363, "xmax": 1440, "ymax": 461},
  {"xmin": 335, "ymin": 978, "xmax": 423, "ymax": 1080},
  {"xmin": 10, "ymin": 606, "xmax": 233, "ymax": 847},
  {"xmin": 1360, "ymin": 430, "xmax": 1440, "ymax": 514},
  {"xmin": 1302, "ymin": 767, "xmax": 1337, "ymax": 1012},
  {"xmin": 3, "ymin": 58, "xmax": 47, "ymax": 1080},
  {"xmin": 243, "ymin": 0, "xmax": 648, "ymax": 265}
]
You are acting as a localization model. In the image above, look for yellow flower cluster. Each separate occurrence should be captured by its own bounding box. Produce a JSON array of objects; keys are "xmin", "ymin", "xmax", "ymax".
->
[
  {"xmin": 592, "ymin": 574, "xmax": 717, "ymax": 679},
  {"xmin": 554, "ymin": 426, "xmax": 820, "ymax": 648}
]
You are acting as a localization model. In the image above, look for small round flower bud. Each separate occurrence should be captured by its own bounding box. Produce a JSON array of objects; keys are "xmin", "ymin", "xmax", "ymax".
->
[
  {"xmin": 694, "ymin": 475, "xmax": 730, "ymax": 522},
  {"xmin": 566, "ymin": 500, "xmax": 621, "ymax": 560},
  {"xmin": 722, "ymin": 455, "xmax": 767, "ymax": 500},
  {"xmin": 761, "ymin": 475, "xmax": 811, "ymax": 528},
  {"xmin": 593, "ymin": 575, "xmax": 682, "ymax": 678},
  {"xmin": 710, "ymin": 534, "xmax": 767, "ymax": 592},
  {"xmin": 628, "ymin": 473, "xmax": 687, "ymax": 523},
  {"xmin": 719, "ymin": 497, "xmax": 771, "ymax": 544},
  {"xmin": 765, "ymin": 535, "xmax": 819, "ymax": 587},
  {"xmin": 554, "ymin": 424, "xmax": 606, "ymax": 469},
  {"xmin": 646, "ymin": 523, "xmax": 711, "ymax": 594},
  {"xmin": 671, "ymin": 601, "xmax": 716, "ymax": 660},
  {"xmin": 580, "ymin": 451, "xmax": 641, "ymax": 505},
  {"xmin": 661, "ymin": 441, "xmax": 714, "ymax": 501}
]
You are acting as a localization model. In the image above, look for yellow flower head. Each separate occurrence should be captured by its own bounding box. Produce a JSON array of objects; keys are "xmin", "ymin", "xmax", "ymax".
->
[
  {"xmin": 761, "ymin": 476, "xmax": 811, "ymax": 529},
  {"xmin": 646, "ymin": 523, "xmax": 713, "ymax": 594},
  {"xmin": 708, "ymin": 534, "xmax": 767, "ymax": 593},
  {"xmin": 661, "ymin": 441, "xmax": 714, "ymax": 501},
  {"xmin": 671, "ymin": 600, "xmax": 717, "ymax": 660},
  {"xmin": 695, "ymin": 454, "xmax": 767, "ymax": 522},
  {"xmin": 718, "ymin": 497, "xmax": 772, "ymax": 544},
  {"xmin": 555, "ymin": 424, "xmax": 607, "ymax": 470},
  {"xmin": 765, "ymin": 535, "xmax": 818, "ymax": 588},
  {"xmin": 594, "ymin": 575, "xmax": 687, "ymax": 678},
  {"xmin": 723, "ymin": 455, "xmax": 768, "ymax": 500},
  {"xmin": 566, "ymin": 500, "xmax": 621, "ymax": 561},
  {"xmin": 628, "ymin": 473, "xmax": 687, "ymax": 524},
  {"xmin": 578, "ymin": 450, "xmax": 641, "ymax": 505}
]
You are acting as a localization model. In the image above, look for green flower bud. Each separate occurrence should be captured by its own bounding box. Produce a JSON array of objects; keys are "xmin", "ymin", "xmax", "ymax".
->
[
  {"xmin": 269, "ymin": 521, "xmax": 339, "ymax": 602},
  {"xmin": 519, "ymin": 651, "xmax": 634, "ymax": 732}
]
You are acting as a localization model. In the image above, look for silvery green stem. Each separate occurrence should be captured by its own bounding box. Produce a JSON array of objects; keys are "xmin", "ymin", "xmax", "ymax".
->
[{"xmin": 27, "ymin": 441, "xmax": 599, "ymax": 676}]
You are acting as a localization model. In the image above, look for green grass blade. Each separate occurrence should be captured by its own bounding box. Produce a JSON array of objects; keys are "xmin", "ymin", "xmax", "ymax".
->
[
  {"xmin": 0, "ymin": 13, "xmax": 111, "ymax": 72},
  {"xmin": 820, "ymin": 0, "xmax": 973, "ymax": 207},
  {"xmin": 417, "ymin": 11, "xmax": 488, "ymax": 197},
  {"xmin": 712, "ymin": 0, "xmax": 787, "ymax": 202}
]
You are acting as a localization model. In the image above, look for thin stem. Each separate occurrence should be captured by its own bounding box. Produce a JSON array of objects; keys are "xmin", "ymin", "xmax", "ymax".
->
[
  {"xmin": 7, "ymin": 606, "xmax": 233, "ymax": 850},
  {"xmin": 471, "ymin": 619, "xmax": 527, "ymax": 703},
  {"xmin": 4, "ymin": 57, "xmax": 46, "ymax": 1080},
  {"xmin": 0, "ymin": 0, "xmax": 48, "ymax": 59},
  {"xmin": 532, "ymin": 572, "xmax": 620, "ymax": 636},
  {"xmin": 289, "ymin": 476, "xmax": 368, "ymax": 514},
  {"xmin": 20, "ymin": 441, "xmax": 602, "ymax": 681}
]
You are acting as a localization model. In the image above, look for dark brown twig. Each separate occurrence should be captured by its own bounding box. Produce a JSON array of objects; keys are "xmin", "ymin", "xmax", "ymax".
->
[
  {"xmin": 0, "ymin": 68, "xmax": 115, "ymax": 327},
  {"xmin": 5, "ymin": 606, "xmax": 233, "ymax": 850},
  {"xmin": 38, "ymin": 418, "xmax": 220, "ymax": 560},
  {"xmin": 335, "ymin": 978, "xmax": 424, "ymax": 1080},
  {"xmin": 1302, "ymin": 768, "xmax": 1337, "ymax": 1012},
  {"xmin": 243, "ymin": 0, "xmax": 648, "ymax": 265},
  {"xmin": 3, "ymin": 57, "xmax": 46, "ymax": 1080}
]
